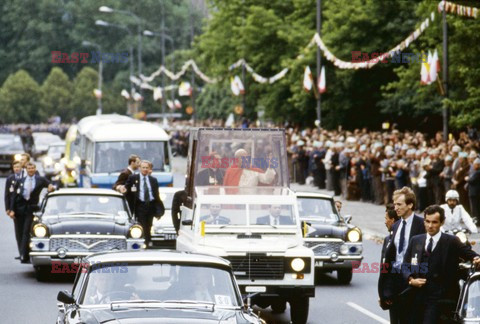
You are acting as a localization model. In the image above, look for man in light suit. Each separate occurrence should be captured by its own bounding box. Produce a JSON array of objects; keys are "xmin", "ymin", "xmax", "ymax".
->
[
  {"xmin": 200, "ymin": 204, "xmax": 230, "ymax": 225},
  {"xmin": 9, "ymin": 162, "xmax": 55, "ymax": 263},
  {"xmin": 121, "ymin": 160, "xmax": 164, "ymax": 247},
  {"xmin": 403, "ymin": 205, "xmax": 480, "ymax": 323},
  {"xmin": 256, "ymin": 204, "xmax": 294, "ymax": 226},
  {"xmin": 381, "ymin": 187, "xmax": 425, "ymax": 323}
]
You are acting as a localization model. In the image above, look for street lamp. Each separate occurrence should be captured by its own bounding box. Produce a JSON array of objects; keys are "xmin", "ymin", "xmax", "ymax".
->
[
  {"xmin": 143, "ymin": 29, "xmax": 175, "ymax": 124},
  {"xmin": 82, "ymin": 40, "xmax": 103, "ymax": 115}
]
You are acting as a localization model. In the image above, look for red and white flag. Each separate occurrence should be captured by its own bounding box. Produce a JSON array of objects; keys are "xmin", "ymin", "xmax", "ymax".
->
[
  {"xmin": 174, "ymin": 99, "xmax": 182, "ymax": 109},
  {"xmin": 318, "ymin": 66, "xmax": 326, "ymax": 94},
  {"xmin": 167, "ymin": 100, "xmax": 174, "ymax": 109},
  {"xmin": 230, "ymin": 76, "xmax": 245, "ymax": 96},
  {"xmin": 178, "ymin": 82, "xmax": 193, "ymax": 97},
  {"xmin": 420, "ymin": 51, "xmax": 430, "ymax": 85},
  {"xmin": 303, "ymin": 66, "xmax": 313, "ymax": 92}
]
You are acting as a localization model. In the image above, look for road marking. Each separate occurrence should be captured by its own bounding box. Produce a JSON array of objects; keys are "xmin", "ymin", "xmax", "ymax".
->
[{"xmin": 346, "ymin": 302, "xmax": 389, "ymax": 324}]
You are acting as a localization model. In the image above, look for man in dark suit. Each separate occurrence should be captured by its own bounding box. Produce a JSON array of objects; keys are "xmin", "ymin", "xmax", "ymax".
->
[
  {"xmin": 378, "ymin": 204, "xmax": 400, "ymax": 312},
  {"xmin": 256, "ymin": 204, "xmax": 294, "ymax": 225},
  {"xmin": 381, "ymin": 187, "xmax": 425, "ymax": 323},
  {"xmin": 200, "ymin": 204, "xmax": 230, "ymax": 225},
  {"xmin": 8, "ymin": 162, "xmax": 54, "ymax": 263},
  {"xmin": 171, "ymin": 189, "xmax": 187, "ymax": 233},
  {"xmin": 403, "ymin": 205, "xmax": 480, "ymax": 323},
  {"xmin": 121, "ymin": 160, "xmax": 164, "ymax": 247},
  {"xmin": 5, "ymin": 161, "xmax": 23, "ymax": 259},
  {"xmin": 196, "ymin": 153, "xmax": 225, "ymax": 186},
  {"xmin": 113, "ymin": 154, "xmax": 140, "ymax": 211},
  {"xmin": 467, "ymin": 158, "xmax": 480, "ymax": 224}
]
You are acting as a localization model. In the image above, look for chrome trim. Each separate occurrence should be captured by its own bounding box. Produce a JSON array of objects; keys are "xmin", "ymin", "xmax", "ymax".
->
[
  {"xmin": 314, "ymin": 255, "xmax": 363, "ymax": 261},
  {"xmin": 50, "ymin": 234, "xmax": 126, "ymax": 239}
]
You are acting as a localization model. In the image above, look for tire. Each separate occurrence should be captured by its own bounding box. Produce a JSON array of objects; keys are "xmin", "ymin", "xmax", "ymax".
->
[
  {"xmin": 289, "ymin": 296, "xmax": 309, "ymax": 324},
  {"xmin": 35, "ymin": 266, "xmax": 51, "ymax": 282},
  {"xmin": 337, "ymin": 269, "xmax": 353, "ymax": 284},
  {"xmin": 271, "ymin": 299, "xmax": 287, "ymax": 313}
]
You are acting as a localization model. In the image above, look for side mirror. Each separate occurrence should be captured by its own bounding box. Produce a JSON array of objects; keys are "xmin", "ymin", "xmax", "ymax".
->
[
  {"xmin": 344, "ymin": 215, "xmax": 352, "ymax": 224},
  {"xmin": 181, "ymin": 220, "xmax": 193, "ymax": 226},
  {"xmin": 57, "ymin": 290, "xmax": 75, "ymax": 304}
]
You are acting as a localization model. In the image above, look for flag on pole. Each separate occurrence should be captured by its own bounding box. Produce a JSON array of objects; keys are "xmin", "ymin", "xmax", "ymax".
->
[
  {"xmin": 178, "ymin": 82, "xmax": 193, "ymax": 96},
  {"xmin": 230, "ymin": 76, "xmax": 245, "ymax": 96},
  {"xmin": 167, "ymin": 100, "xmax": 174, "ymax": 109},
  {"xmin": 153, "ymin": 87, "xmax": 162, "ymax": 101},
  {"xmin": 133, "ymin": 92, "xmax": 143, "ymax": 101},
  {"xmin": 318, "ymin": 66, "xmax": 326, "ymax": 94},
  {"xmin": 429, "ymin": 49, "xmax": 440, "ymax": 83},
  {"xmin": 303, "ymin": 66, "xmax": 313, "ymax": 92},
  {"xmin": 121, "ymin": 89, "xmax": 130, "ymax": 99},
  {"xmin": 93, "ymin": 89, "xmax": 102, "ymax": 99},
  {"xmin": 420, "ymin": 51, "xmax": 430, "ymax": 85},
  {"xmin": 174, "ymin": 99, "xmax": 182, "ymax": 109}
]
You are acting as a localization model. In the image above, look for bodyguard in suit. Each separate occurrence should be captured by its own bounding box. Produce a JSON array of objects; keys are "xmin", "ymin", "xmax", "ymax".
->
[
  {"xmin": 5, "ymin": 161, "xmax": 23, "ymax": 258},
  {"xmin": 256, "ymin": 204, "xmax": 294, "ymax": 225},
  {"xmin": 467, "ymin": 158, "xmax": 480, "ymax": 224},
  {"xmin": 378, "ymin": 204, "xmax": 400, "ymax": 313},
  {"xmin": 403, "ymin": 205, "xmax": 480, "ymax": 323},
  {"xmin": 382, "ymin": 187, "xmax": 425, "ymax": 323},
  {"xmin": 8, "ymin": 162, "xmax": 54, "ymax": 263},
  {"xmin": 200, "ymin": 204, "xmax": 230, "ymax": 225},
  {"xmin": 121, "ymin": 160, "xmax": 165, "ymax": 247},
  {"xmin": 113, "ymin": 154, "xmax": 140, "ymax": 212}
]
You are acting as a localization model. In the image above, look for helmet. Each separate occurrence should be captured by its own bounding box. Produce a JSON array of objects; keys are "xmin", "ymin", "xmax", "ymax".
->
[{"xmin": 445, "ymin": 190, "xmax": 460, "ymax": 202}]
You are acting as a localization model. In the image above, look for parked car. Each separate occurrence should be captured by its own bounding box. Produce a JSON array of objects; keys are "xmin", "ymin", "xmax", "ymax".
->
[
  {"xmin": 32, "ymin": 132, "xmax": 62, "ymax": 159},
  {"xmin": 42, "ymin": 141, "xmax": 66, "ymax": 180},
  {"xmin": 151, "ymin": 187, "xmax": 178, "ymax": 248},
  {"xmin": 56, "ymin": 250, "xmax": 264, "ymax": 324},
  {"xmin": 0, "ymin": 133, "xmax": 24, "ymax": 172},
  {"xmin": 30, "ymin": 188, "xmax": 145, "ymax": 281},
  {"xmin": 296, "ymin": 192, "xmax": 363, "ymax": 284}
]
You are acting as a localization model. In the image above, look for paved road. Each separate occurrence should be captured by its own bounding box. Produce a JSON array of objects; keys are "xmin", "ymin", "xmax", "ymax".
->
[{"xmin": 0, "ymin": 158, "xmax": 391, "ymax": 323}]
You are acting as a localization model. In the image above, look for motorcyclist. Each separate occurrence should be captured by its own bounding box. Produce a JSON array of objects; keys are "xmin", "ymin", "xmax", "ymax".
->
[{"xmin": 441, "ymin": 189, "xmax": 478, "ymax": 233}]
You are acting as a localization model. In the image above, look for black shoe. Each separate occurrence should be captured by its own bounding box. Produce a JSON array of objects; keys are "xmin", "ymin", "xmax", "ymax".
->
[
  {"xmin": 20, "ymin": 257, "xmax": 30, "ymax": 264},
  {"xmin": 14, "ymin": 256, "xmax": 20, "ymax": 260}
]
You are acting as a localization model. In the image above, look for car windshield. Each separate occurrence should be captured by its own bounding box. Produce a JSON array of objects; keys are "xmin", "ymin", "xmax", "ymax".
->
[
  {"xmin": 199, "ymin": 203, "xmax": 296, "ymax": 226},
  {"xmin": 159, "ymin": 191, "xmax": 174, "ymax": 209},
  {"xmin": 43, "ymin": 195, "xmax": 127, "ymax": 216},
  {"xmin": 35, "ymin": 134, "xmax": 61, "ymax": 145},
  {"xmin": 48, "ymin": 145, "xmax": 64, "ymax": 155},
  {"xmin": 81, "ymin": 263, "xmax": 240, "ymax": 307},
  {"xmin": 462, "ymin": 278, "xmax": 480, "ymax": 318},
  {"xmin": 0, "ymin": 135, "xmax": 24, "ymax": 151},
  {"xmin": 297, "ymin": 197, "xmax": 340, "ymax": 222},
  {"xmin": 94, "ymin": 141, "xmax": 169, "ymax": 173}
]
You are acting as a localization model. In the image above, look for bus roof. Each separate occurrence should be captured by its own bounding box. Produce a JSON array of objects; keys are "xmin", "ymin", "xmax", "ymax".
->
[
  {"xmin": 86, "ymin": 121, "xmax": 170, "ymax": 141},
  {"xmin": 77, "ymin": 114, "xmax": 133, "ymax": 134}
]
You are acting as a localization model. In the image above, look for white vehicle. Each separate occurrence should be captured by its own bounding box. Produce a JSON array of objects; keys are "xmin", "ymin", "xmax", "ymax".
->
[
  {"xmin": 151, "ymin": 187, "xmax": 178, "ymax": 248},
  {"xmin": 42, "ymin": 141, "xmax": 66, "ymax": 179},
  {"xmin": 176, "ymin": 128, "xmax": 314, "ymax": 324},
  {"xmin": 32, "ymin": 132, "xmax": 62, "ymax": 159}
]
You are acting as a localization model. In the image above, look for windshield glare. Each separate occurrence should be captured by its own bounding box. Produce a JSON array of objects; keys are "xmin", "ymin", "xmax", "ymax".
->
[
  {"xmin": 463, "ymin": 279, "xmax": 480, "ymax": 318},
  {"xmin": 0, "ymin": 136, "xmax": 24, "ymax": 151},
  {"xmin": 199, "ymin": 203, "xmax": 296, "ymax": 226},
  {"xmin": 82, "ymin": 264, "xmax": 240, "ymax": 307},
  {"xmin": 43, "ymin": 195, "xmax": 127, "ymax": 216},
  {"xmin": 94, "ymin": 141, "xmax": 168, "ymax": 173},
  {"xmin": 297, "ymin": 198, "xmax": 339, "ymax": 221}
]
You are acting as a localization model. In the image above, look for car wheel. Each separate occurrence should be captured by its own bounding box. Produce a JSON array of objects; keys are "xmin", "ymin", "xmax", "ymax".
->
[
  {"xmin": 337, "ymin": 269, "xmax": 353, "ymax": 284},
  {"xmin": 271, "ymin": 299, "xmax": 286, "ymax": 313},
  {"xmin": 35, "ymin": 266, "xmax": 50, "ymax": 282},
  {"xmin": 289, "ymin": 296, "xmax": 309, "ymax": 324}
]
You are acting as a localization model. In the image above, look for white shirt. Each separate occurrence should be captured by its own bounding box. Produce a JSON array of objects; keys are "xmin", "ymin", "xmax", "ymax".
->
[
  {"xmin": 139, "ymin": 175, "xmax": 153, "ymax": 202},
  {"xmin": 393, "ymin": 212, "xmax": 414, "ymax": 268},
  {"xmin": 441, "ymin": 204, "xmax": 478, "ymax": 233},
  {"xmin": 238, "ymin": 168, "xmax": 276, "ymax": 187},
  {"xmin": 424, "ymin": 231, "xmax": 442, "ymax": 253}
]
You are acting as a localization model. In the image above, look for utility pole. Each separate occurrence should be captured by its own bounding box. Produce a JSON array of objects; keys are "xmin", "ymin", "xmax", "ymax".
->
[
  {"xmin": 316, "ymin": 0, "xmax": 322, "ymax": 129},
  {"xmin": 442, "ymin": 6, "xmax": 449, "ymax": 141},
  {"xmin": 189, "ymin": 1, "xmax": 196, "ymax": 124},
  {"xmin": 161, "ymin": 0, "xmax": 166, "ymax": 125}
]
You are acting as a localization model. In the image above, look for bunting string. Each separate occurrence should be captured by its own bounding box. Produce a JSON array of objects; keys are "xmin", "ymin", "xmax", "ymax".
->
[{"xmin": 438, "ymin": 1, "xmax": 478, "ymax": 18}]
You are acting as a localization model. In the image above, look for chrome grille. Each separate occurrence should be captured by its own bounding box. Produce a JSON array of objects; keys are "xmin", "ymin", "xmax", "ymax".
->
[
  {"xmin": 304, "ymin": 241, "xmax": 343, "ymax": 256},
  {"xmin": 50, "ymin": 237, "xmax": 127, "ymax": 252},
  {"xmin": 227, "ymin": 254, "xmax": 284, "ymax": 280}
]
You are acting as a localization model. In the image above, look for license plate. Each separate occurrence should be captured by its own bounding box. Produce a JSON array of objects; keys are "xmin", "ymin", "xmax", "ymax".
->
[
  {"xmin": 315, "ymin": 261, "xmax": 324, "ymax": 267},
  {"xmin": 164, "ymin": 234, "xmax": 177, "ymax": 240},
  {"xmin": 245, "ymin": 286, "xmax": 266, "ymax": 293}
]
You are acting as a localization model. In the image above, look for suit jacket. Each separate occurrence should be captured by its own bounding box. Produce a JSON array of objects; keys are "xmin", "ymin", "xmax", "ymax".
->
[
  {"xmin": 382, "ymin": 214, "xmax": 425, "ymax": 299},
  {"xmin": 403, "ymin": 233, "xmax": 479, "ymax": 300},
  {"xmin": 256, "ymin": 215, "xmax": 294, "ymax": 225},
  {"xmin": 200, "ymin": 215, "xmax": 230, "ymax": 224},
  {"xmin": 468, "ymin": 169, "xmax": 480, "ymax": 197},
  {"xmin": 125, "ymin": 174, "xmax": 165, "ymax": 217},
  {"xmin": 113, "ymin": 168, "xmax": 133, "ymax": 189},
  {"xmin": 4, "ymin": 173, "xmax": 21, "ymax": 211},
  {"xmin": 196, "ymin": 168, "xmax": 225, "ymax": 186},
  {"xmin": 171, "ymin": 190, "xmax": 187, "ymax": 233},
  {"xmin": 11, "ymin": 175, "xmax": 51, "ymax": 211},
  {"xmin": 378, "ymin": 233, "xmax": 393, "ymax": 307}
]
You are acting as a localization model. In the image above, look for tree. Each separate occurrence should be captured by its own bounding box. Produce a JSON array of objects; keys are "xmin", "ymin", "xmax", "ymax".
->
[
  {"xmin": 40, "ymin": 67, "xmax": 73, "ymax": 120},
  {"xmin": 0, "ymin": 70, "xmax": 44, "ymax": 123},
  {"xmin": 70, "ymin": 67, "xmax": 98, "ymax": 120}
]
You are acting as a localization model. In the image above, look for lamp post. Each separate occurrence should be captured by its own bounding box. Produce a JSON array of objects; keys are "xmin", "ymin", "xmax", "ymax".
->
[
  {"xmin": 95, "ymin": 20, "xmax": 135, "ymax": 112},
  {"xmin": 316, "ymin": 0, "xmax": 322, "ymax": 129},
  {"xmin": 82, "ymin": 41, "xmax": 103, "ymax": 115},
  {"xmin": 143, "ymin": 29, "xmax": 174, "ymax": 124}
]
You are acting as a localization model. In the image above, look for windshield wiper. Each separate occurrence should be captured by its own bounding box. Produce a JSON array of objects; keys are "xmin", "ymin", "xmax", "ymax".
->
[
  {"xmin": 60, "ymin": 211, "xmax": 112, "ymax": 216},
  {"xmin": 110, "ymin": 300, "xmax": 215, "ymax": 312}
]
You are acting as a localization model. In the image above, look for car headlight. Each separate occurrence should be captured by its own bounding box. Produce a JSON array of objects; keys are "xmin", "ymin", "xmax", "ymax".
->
[
  {"xmin": 129, "ymin": 225, "xmax": 144, "ymax": 239},
  {"xmin": 44, "ymin": 156, "xmax": 53, "ymax": 166},
  {"xmin": 71, "ymin": 170, "xmax": 77, "ymax": 177},
  {"xmin": 14, "ymin": 154, "xmax": 22, "ymax": 161},
  {"xmin": 33, "ymin": 224, "xmax": 48, "ymax": 238},
  {"xmin": 291, "ymin": 258, "xmax": 306, "ymax": 272},
  {"xmin": 456, "ymin": 232, "xmax": 467, "ymax": 244},
  {"xmin": 347, "ymin": 228, "xmax": 361, "ymax": 242}
]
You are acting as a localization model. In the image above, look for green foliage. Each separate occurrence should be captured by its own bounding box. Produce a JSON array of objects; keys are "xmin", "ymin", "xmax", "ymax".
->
[
  {"xmin": 70, "ymin": 67, "xmax": 98, "ymax": 119},
  {"xmin": 0, "ymin": 70, "xmax": 43, "ymax": 123},
  {"xmin": 40, "ymin": 67, "xmax": 73, "ymax": 119}
]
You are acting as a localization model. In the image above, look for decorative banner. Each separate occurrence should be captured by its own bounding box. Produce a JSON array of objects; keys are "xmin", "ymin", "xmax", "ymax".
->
[
  {"xmin": 234, "ymin": 105, "xmax": 244, "ymax": 115},
  {"xmin": 438, "ymin": 1, "xmax": 479, "ymax": 18},
  {"xmin": 421, "ymin": 49, "xmax": 440, "ymax": 85},
  {"xmin": 230, "ymin": 75, "xmax": 245, "ymax": 96},
  {"xmin": 185, "ymin": 106, "xmax": 194, "ymax": 115},
  {"xmin": 153, "ymin": 87, "xmax": 162, "ymax": 101},
  {"xmin": 121, "ymin": 89, "xmax": 130, "ymax": 100},
  {"xmin": 318, "ymin": 66, "xmax": 326, "ymax": 94},
  {"xmin": 141, "ymin": 59, "xmax": 217, "ymax": 84},
  {"xmin": 174, "ymin": 99, "xmax": 182, "ymax": 109},
  {"xmin": 229, "ymin": 58, "xmax": 289, "ymax": 84},
  {"xmin": 133, "ymin": 92, "xmax": 143, "ymax": 102},
  {"xmin": 93, "ymin": 89, "xmax": 102, "ymax": 99},
  {"xmin": 178, "ymin": 82, "xmax": 193, "ymax": 97},
  {"xmin": 303, "ymin": 66, "xmax": 313, "ymax": 92},
  {"xmin": 167, "ymin": 100, "xmax": 174, "ymax": 109}
]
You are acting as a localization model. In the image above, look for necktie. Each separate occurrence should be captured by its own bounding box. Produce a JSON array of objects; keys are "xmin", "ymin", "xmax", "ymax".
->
[
  {"xmin": 24, "ymin": 177, "xmax": 33, "ymax": 200},
  {"xmin": 143, "ymin": 176, "xmax": 149, "ymax": 202},
  {"xmin": 427, "ymin": 237, "xmax": 433, "ymax": 255},
  {"xmin": 398, "ymin": 220, "xmax": 407, "ymax": 253}
]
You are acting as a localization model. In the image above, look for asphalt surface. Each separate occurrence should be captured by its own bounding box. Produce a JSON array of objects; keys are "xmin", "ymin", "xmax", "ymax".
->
[{"xmin": 0, "ymin": 157, "xmax": 392, "ymax": 324}]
